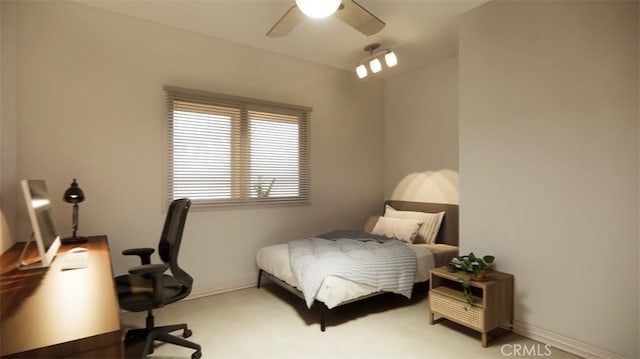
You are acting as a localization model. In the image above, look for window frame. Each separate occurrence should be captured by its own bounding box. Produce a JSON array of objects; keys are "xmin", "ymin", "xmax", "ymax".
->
[{"xmin": 165, "ymin": 85, "xmax": 311, "ymax": 208}]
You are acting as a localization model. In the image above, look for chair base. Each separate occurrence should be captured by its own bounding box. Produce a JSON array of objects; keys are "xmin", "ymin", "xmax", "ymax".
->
[{"xmin": 124, "ymin": 312, "xmax": 201, "ymax": 359}]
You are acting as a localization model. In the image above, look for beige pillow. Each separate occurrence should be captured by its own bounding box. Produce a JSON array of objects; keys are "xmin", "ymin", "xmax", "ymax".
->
[
  {"xmin": 371, "ymin": 217, "xmax": 423, "ymax": 243},
  {"xmin": 384, "ymin": 205, "xmax": 445, "ymax": 244}
]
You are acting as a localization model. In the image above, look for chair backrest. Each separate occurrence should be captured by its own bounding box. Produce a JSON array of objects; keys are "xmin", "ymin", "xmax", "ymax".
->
[{"xmin": 158, "ymin": 198, "xmax": 193, "ymax": 294}]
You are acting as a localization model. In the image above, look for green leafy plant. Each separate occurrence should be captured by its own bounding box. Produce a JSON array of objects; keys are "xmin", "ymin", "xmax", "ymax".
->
[
  {"xmin": 452, "ymin": 252, "xmax": 495, "ymax": 280},
  {"xmin": 457, "ymin": 278, "xmax": 474, "ymax": 306},
  {"xmin": 452, "ymin": 252, "xmax": 495, "ymax": 305}
]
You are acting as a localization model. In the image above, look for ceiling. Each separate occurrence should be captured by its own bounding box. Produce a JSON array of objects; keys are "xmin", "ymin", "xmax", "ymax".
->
[{"xmin": 73, "ymin": 0, "xmax": 487, "ymax": 79}]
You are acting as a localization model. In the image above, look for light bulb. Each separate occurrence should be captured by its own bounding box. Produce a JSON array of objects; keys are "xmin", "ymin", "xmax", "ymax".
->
[
  {"xmin": 296, "ymin": 0, "xmax": 341, "ymax": 19},
  {"xmin": 369, "ymin": 58, "xmax": 382, "ymax": 73},
  {"xmin": 356, "ymin": 64, "xmax": 368, "ymax": 78},
  {"xmin": 384, "ymin": 51, "xmax": 398, "ymax": 67}
]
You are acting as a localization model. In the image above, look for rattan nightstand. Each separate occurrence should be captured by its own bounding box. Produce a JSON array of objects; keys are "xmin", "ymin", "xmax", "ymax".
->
[{"xmin": 428, "ymin": 266, "xmax": 514, "ymax": 347}]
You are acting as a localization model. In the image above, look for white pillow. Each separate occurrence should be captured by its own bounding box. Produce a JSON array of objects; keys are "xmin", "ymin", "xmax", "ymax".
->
[
  {"xmin": 371, "ymin": 217, "xmax": 423, "ymax": 243},
  {"xmin": 384, "ymin": 205, "xmax": 445, "ymax": 244}
]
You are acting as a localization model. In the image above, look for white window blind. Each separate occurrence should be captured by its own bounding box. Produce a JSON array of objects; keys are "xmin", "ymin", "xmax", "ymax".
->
[{"xmin": 165, "ymin": 86, "xmax": 310, "ymax": 207}]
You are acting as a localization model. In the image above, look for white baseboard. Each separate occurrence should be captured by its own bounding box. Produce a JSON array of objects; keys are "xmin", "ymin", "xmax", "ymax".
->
[
  {"xmin": 512, "ymin": 320, "xmax": 625, "ymax": 359},
  {"xmin": 119, "ymin": 279, "xmax": 260, "ymax": 314},
  {"xmin": 188, "ymin": 279, "xmax": 258, "ymax": 300}
]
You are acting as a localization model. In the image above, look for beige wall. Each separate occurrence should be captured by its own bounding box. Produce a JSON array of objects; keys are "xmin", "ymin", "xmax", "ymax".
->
[
  {"xmin": 460, "ymin": 1, "xmax": 638, "ymax": 357},
  {"xmin": 383, "ymin": 57, "xmax": 459, "ymax": 204},
  {"xmin": 6, "ymin": 1, "xmax": 639, "ymax": 355},
  {"xmin": 5, "ymin": 1, "xmax": 384, "ymax": 293},
  {"xmin": 1, "ymin": 0, "xmax": 4, "ymax": 253},
  {"xmin": 0, "ymin": 1, "xmax": 18, "ymax": 253}
]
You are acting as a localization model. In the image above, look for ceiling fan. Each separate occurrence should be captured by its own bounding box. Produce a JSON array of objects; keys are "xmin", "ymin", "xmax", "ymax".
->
[{"xmin": 267, "ymin": 0, "xmax": 385, "ymax": 38}]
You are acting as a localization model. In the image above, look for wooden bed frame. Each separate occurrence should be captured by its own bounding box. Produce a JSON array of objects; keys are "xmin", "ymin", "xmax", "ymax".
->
[{"xmin": 257, "ymin": 200, "xmax": 459, "ymax": 331}]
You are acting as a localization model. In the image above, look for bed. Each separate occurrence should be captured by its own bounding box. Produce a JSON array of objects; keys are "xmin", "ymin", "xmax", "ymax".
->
[{"xmin": 256, "ymin": 200, "xmax": 459, "ymax": 331}]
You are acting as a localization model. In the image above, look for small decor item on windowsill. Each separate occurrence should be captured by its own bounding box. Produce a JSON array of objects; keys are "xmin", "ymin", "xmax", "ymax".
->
[
  {"xmin": 451, "ymin": 252, "xmax": 495, "ymax": 282},
  {"xmin": 254, "ymin": 176, "xmax": 276, "ymax": 198}
]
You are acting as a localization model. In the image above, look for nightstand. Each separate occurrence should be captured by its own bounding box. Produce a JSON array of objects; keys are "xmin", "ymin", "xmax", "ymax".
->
[{"xmin": 428, "ymin": 266, "xmax": 514, "ymax": 347}]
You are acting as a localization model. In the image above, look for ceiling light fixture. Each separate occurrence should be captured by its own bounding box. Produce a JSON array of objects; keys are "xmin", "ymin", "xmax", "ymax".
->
[
  {"xmin": 384, "ymin": 51, "xmax": 398, "ymax": 67},
  {"xmin": 356, "ymin": 64, "xmax": 368, "ymax": 79},
  {"xmin": 355, "ymin": 43, "xmax": 398, "ymax": 79},
  {"xmin": 295, "ymin": 0, "xmax": 342, "ymax": 19},
  {"xmin": 369, "ymin": 58, "xmax": 382, "ymax": 73}
]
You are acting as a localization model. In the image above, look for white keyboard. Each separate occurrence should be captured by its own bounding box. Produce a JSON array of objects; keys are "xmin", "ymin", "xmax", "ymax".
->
[{"xmin": 61, "ymin": 251, "xmax": 89, "ymax": 270}]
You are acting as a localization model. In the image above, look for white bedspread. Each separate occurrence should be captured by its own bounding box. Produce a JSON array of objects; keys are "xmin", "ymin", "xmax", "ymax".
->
[
  {"xmin": 257, "ymin": 242, "xmax": 445, "ymax": 309},
  {"xmin": 289, "ymin": 237, "xmax": 417, "ymax": 308}
]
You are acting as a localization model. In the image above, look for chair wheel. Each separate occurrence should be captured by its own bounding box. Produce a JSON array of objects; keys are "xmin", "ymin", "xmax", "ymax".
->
[
  {"xmin": 123, "ymin": 332, "xmax": 138, "ymax": 346},
  {"xmin": 183, "ymin": 329, "xmax": 192, "ymax": 338},
  {"xmin": 192, "ymin": 350, "xmax": 202, "ymax": 359}
]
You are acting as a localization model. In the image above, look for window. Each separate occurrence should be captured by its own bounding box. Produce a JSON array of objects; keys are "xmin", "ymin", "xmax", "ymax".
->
[{"xmin": 165, "ymin": 86, "xmax": 310, "ymax": 207}]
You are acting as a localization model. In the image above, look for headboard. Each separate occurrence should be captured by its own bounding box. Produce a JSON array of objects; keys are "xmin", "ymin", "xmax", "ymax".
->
[{"xmin": 384, "ymin": 200, "xmax": 459, "ymax": 247}]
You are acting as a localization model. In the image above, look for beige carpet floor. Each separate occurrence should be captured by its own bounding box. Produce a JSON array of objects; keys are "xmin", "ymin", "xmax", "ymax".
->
[{"xmin": 120, "ymin": 283, "xmax": 580, "ymax": 358}]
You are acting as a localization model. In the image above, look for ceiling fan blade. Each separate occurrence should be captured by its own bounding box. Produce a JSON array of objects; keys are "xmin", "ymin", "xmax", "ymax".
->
[
  {"xmin": 335, "ymin": 0, "xmax": 385, "ymax": 36},
  {"xmin": 267, "ymin": 5, "xmax": 305, "ymax": 38}
]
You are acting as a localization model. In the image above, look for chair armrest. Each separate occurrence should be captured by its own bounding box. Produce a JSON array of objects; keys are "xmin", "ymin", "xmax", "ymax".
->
[
  {"xmin": 122, "ymin": 247, "xmax": 155, "ymax": 265},
  {"xmin": 128, "ymin": 263, "xmax": 169, "ymax": 307},
  {"xmin": 128, "ymin": 263, "xmax": 168, "ymax": 276}
]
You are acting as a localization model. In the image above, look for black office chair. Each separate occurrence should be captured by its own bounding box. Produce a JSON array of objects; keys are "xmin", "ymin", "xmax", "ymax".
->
[{"xmin": 115, "ymin": 198, "xmax": 202, "ymax": 359}]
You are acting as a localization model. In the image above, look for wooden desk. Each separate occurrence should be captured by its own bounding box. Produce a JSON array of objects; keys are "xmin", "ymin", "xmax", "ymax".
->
[{"xmin": 0, "ymin": 236, "xmax": 123, "ymax": 358}]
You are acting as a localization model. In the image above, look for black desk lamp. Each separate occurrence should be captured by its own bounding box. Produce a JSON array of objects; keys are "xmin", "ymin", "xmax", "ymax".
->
[{"xmin": 62, "ymin": 178, "xmax": 87, "ymax": 244}]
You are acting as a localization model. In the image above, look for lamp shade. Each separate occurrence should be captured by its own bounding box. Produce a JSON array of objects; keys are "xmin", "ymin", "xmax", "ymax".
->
[
  {"xmin": 369, "ymin": 58, "xmax": 382, "ymax": 73},
  {"xmin": 296, "ymin": 0, "xmax": 341, "ymax": 19},
  {"xmin": 384, "ymin": 51, "xmax": 398, "ymax": 67},
  {"xmin": 356, "ymin": 64, "xmax": 368, "ymax": 78},
  {"xmin": 63, "ymin": 179, "xmax": 85, "ymax": 204}
]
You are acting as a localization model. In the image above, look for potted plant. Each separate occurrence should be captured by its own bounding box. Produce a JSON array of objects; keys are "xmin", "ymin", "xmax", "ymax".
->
[
  {"xmin": 451, "ymin": 252, "xmax": 495, "ymax": 305},
  {"xmin": 451, "ymin": 252, "xmax": 495, "ymax": 281}
]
